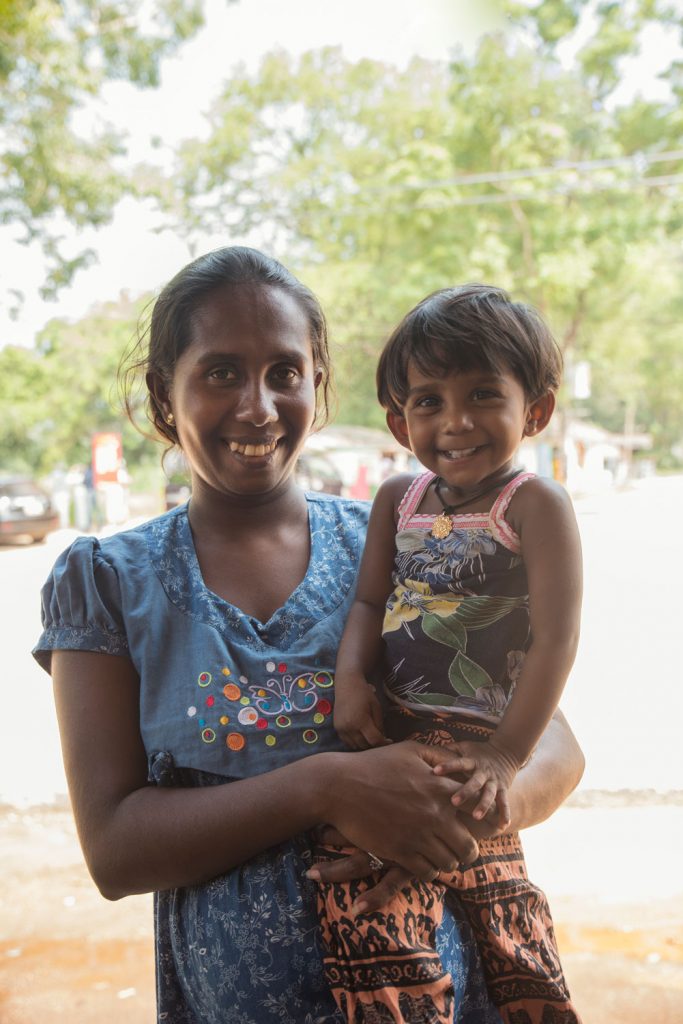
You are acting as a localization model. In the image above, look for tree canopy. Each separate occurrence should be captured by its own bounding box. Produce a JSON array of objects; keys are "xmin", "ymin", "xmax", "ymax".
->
[
  {"xmin": 0, "ymin": 0, "xmax": 205, "ymax": 306},
  {"xmin": 2, "ymin": 0, "xmax": 682, "ymax": 474},
  {"xmin": 158, "ymin": 0, "xmax": 682, "ymax": 455}
]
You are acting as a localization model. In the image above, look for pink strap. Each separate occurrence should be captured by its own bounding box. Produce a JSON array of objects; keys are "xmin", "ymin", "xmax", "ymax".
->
[
  {"xmin": 396, "ymin": 472, "xmax": 435, "ymax": 531},
  {"xmin": 489, "ymin": 471, "xmax": 535, "ymax": 552}
]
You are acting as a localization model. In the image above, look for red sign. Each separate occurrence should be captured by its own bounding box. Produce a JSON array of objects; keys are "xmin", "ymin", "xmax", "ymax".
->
[{"xmin": 91, "ymin": 432, "xmax": 123, "ymax": 486}]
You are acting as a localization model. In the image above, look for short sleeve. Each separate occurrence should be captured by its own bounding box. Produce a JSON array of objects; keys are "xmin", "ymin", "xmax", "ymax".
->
[{"xmin": 32, "ymin": 536, "xmax": 129, "ymax": 673}]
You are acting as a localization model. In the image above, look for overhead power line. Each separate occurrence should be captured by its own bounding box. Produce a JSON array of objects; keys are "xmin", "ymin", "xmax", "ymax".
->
[
  {"xmin": 369, "ymin": 149, "xmax": 683, "ymax": 194},
  {"xmin": 401, "ymin": 171, "xmax": 683, "ymax": 209}
]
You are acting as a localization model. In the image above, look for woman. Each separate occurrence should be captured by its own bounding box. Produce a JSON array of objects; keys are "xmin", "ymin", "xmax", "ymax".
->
[{"xmin": 33, "ymin": 246, "xmax": 583, "ymax": 1023}]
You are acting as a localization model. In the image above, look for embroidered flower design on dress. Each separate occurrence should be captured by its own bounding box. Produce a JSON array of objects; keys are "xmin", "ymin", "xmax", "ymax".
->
[{"xmin": 187, "ymin": 662, "xmax": 334, "ymax": 751}]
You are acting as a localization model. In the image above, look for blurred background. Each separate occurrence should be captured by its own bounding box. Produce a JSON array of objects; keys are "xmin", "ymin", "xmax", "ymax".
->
[{"xmin": 1, "ymin": 1, "xmax": 682, "ymax": 1021}]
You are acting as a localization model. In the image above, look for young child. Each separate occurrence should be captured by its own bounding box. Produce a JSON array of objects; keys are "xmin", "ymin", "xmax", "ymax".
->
[{"xmin": 316, "ymin": 284, "xmax": 583, "ymax": 1023}]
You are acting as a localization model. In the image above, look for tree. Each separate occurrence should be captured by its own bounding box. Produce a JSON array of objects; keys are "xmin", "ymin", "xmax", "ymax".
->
[
  {"xmin": 162, "ymin": 4, "xmax": 683, "ymax": 459},
  {"xmin": 0, "ymin": 293, "xmax": 154, "ymax": 474},
  {"xmin": 0, "ymin": 0, "xmax": 206, "ymax": 307}
]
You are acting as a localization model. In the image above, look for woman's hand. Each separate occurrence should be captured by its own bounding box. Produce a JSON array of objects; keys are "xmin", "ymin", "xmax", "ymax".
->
[
  {"xmin": 321, "ymin": 741, "xmax": 481, "ymax": 881},
  {"xmin": 307, "ymin": 835, "xmax": 416, "ymax": 916}
]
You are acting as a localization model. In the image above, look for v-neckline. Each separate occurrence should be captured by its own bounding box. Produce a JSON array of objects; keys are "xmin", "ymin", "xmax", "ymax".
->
[{"xmin": 146, "ymin": 496, "xmax": 365, "ymax": 649}]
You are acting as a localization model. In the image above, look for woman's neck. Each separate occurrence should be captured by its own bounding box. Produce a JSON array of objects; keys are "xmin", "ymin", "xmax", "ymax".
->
[{"xmin": 187, "ymin": 478, "xmax": 308, "ymax": 540}]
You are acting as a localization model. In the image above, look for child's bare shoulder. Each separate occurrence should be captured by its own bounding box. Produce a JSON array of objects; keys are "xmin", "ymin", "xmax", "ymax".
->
[
  {"xmin": 507, "ymin": 475, "xmax": 575, "ymax": 532},
  {"xmin": 374, "ymin": 472, "xmax": 421, "ymax": 520}
]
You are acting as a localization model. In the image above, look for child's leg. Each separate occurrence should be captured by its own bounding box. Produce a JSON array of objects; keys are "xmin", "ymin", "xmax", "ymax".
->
[
  {"xmin": 387, "ymin": 710, "xmax": 581, "ymax": 1023},
  {"xmin": 440, "ymin": 831, "xmax": 581, "ymax": 1024},
  {"xmin": 315, "ymin": 845, "xmax": 456, "ymax": 1023}
]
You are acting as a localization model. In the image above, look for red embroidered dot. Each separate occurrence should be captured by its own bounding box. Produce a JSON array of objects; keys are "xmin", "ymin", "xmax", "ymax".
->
[
  {"xmin": 206, "ymin": 695, "xmax": 215, "ymax": 707},
  {"xmin": 256, "ymin": 718, "xmax": 268, "ymax": 730},
  {"xmin": 317, "ymin": 699, "xmax": 332, "ymax": 715},
  {"xmin": 278, "ymin": 662, "xmax": 287, "ymax": 673}
]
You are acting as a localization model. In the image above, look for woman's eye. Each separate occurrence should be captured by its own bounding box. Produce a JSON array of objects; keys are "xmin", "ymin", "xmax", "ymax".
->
[
  {"xmin": 208, "ymin": 367, "xmax": 237, "ymax": 381},
  {"xmin": 271, "ymin": 365, "xmax": 299, "ymax": 383}
]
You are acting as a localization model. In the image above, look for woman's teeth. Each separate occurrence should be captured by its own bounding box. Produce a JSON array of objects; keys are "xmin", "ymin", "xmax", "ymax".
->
[{"xmin": 228, "ymin": 440, "xmax": 278, "ymax": 457}]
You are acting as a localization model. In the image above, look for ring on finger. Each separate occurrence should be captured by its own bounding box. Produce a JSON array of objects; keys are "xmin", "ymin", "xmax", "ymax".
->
[{"xmin": 366, "ymin": 851, "xmax": 384, "ymax": 871}]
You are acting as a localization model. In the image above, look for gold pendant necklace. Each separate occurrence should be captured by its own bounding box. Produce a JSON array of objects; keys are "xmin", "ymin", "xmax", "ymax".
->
[{"xmin": 430, "ymin": 470, "xmax": 521, "ymax": 539}]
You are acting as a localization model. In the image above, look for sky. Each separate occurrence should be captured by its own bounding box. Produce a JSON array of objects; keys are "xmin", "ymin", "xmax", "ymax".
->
[{"xmin": 0, "ymin": 0, "xmax": 678, "ymax": 348}]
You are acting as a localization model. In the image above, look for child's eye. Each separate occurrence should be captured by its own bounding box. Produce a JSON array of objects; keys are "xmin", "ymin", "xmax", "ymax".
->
[
  {"xmin": 414, "ymin": 395, "xmax": 439, "ymax": 408},
  {"xmin": 471, "ymin": 388, "xmax": 500, "ymax": 401}
]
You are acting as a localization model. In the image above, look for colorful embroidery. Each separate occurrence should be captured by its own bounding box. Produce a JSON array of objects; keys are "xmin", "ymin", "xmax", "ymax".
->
[{"xmin": 189, "ymin": 662, "xmax": 334, "ymax": 750}]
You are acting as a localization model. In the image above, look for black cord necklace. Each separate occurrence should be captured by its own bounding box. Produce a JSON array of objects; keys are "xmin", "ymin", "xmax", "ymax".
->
[{"xmin": 431, "ymin": 469, "xmax": 522, "ymax": 539}]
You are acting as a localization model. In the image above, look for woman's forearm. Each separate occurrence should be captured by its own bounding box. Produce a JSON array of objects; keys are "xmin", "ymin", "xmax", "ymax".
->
[
  {"xmin": 507, "ymin": 708, "xmax": 584, "ymax": 832},
  {"xmin": 94, "ymin": 755, "xmax": 331, "ymax": 899}
]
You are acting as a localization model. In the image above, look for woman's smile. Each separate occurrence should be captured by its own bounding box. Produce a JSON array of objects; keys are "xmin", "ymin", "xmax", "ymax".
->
[
  {"xmin": 166, "ymin": 282, "xmax": 319, "ymax": 505},
  {"xmin": 226, "ymin": 437, "xmax": 281, "ymax": 458}
]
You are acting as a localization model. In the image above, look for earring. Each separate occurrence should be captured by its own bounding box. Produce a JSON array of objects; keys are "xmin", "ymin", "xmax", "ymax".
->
[{"xmin": 166, "ymin": 412, "xmax": 175, "ymax": 426}]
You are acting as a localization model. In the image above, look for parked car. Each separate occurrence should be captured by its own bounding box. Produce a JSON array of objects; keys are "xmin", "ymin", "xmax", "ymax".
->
[
  {"xmin": 164, "ymin": 479, "xmax": 192, "ymax": 510},
  {"xmin": 295, "ymin": 452, "xmax": 344, "ymax": 495},
  {"xmin": 0, "ymin": 477, "xmax": 60, "ymax": 543}
]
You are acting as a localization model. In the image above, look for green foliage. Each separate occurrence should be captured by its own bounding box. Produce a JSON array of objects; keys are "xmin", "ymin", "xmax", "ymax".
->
[
  {"xmin": 4, "ymin": 2, "xmax": 683, "ymax": 474},
  {"xmin": 157, "ymin": 4, "xmax": 682, "ymax": 459},
  {"xmin": 0, "ymin": 293, "xmax": 161, "ymax": 475},
  {"xmin": 0, "ymin": 0, "xmax": 206, "ymax": 298}
]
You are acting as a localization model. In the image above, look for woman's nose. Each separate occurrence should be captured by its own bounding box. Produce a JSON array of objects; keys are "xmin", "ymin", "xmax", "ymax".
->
[{"xmin": 234, "ymin": 381, "xmax": 278, "ymax": 426}]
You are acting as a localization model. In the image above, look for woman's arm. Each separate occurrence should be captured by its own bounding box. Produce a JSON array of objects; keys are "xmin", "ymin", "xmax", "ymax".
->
[
  {"xmin": 53, "ymin": 649, "xmax": 481, "ymax": 900},
  {"xmin": 309, "ymin": 707, "xmax": 584, "ymax": 912}
]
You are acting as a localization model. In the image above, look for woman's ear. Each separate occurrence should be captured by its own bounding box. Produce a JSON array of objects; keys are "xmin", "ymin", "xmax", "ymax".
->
[
  {"xmin": 146, "ymin": 371, "xmax": 173, "ymax": 426},
  {"xmin": 386, "ymin": 411, "xmax": 413, "ymax": 451},
  {"xmin": 523, "ymin": 391, "xmax": 555, "ymax": 437}
]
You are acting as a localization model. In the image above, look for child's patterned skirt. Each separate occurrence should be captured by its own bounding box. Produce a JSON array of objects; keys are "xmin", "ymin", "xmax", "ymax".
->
[{"xmin": 316, "ymin": 710, "xmax": 581, "ymax": 1024}]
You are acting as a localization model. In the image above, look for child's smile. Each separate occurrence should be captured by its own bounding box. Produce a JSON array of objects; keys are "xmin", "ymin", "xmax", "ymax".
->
[{"xmin": 390, "ymin": 362, "xmax": 538, "ymax": 500}]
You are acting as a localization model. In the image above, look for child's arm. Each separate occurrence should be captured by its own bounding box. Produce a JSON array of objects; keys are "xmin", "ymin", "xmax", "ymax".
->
[
  {"xmin": 440, "ymin": 477, "xmax": 583, "ymax": 819},
  {"xmin": 334, "ymin": 474, "xmax": 413, "ymax": 749}
]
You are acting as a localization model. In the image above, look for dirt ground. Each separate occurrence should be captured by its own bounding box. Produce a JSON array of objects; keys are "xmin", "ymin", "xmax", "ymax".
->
[{"xmin": 1, "ymin": 804, "xmax": 682, "ymax": 1024}]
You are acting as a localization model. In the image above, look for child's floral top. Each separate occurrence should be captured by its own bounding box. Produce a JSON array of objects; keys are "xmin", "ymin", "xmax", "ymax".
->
[{"xmin": 382, "ymin": 471, "xmax": 534, "ymax": 725}]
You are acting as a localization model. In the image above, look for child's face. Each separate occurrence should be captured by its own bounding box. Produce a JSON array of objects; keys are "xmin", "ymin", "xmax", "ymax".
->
[
  {"xmin": 387, "ymin": 360, "xmax": 551, "ymax": 494},
  {"xmin": 157, "ymin": 282, "xmax": 321, "ymax": 503}
]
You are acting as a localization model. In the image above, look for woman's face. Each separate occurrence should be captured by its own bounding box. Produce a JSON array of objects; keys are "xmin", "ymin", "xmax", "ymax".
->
[{"xmin": 163, "ymin": 282, "xmax": 321, "ymax": 504}]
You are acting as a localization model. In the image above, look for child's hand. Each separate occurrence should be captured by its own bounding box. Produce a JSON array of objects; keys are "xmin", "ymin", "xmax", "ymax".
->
[
  {"xmin": 432, "ymin": 739, "xmax": 521, "ymax": 828},
  {"xmin": 333, "ymin": 677, "xmax": 391, "ymax": 750}
]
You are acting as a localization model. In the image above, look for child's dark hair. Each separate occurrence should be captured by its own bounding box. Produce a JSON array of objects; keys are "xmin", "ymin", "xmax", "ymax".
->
[
  {"xmin": 119, "ymin": 246, "xmax": 332, "ymax": 443},
  {"xmin": 376, "ymin": 284, "xmax": 562, "ymax": 415}
]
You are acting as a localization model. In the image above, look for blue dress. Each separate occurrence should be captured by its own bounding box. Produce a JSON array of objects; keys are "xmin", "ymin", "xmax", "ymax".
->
[{"xmin": 33, "ymin": 495, "xmax": 501, "ymax": 1024}]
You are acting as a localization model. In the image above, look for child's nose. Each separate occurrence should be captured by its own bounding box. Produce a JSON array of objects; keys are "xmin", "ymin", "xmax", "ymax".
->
[{"xmin": 443, "ymin": 405, "xmax": 474, "ymax": 432}]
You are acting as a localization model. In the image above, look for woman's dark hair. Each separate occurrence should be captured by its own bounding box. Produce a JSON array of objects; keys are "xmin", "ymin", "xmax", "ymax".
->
[
  {"xmin": 119, "ymin": 246, "xmax": 332, "ymax": 443},
  {"xmin": 376, "ymin": 284, "xmax": 562, "ymax": 415}
]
